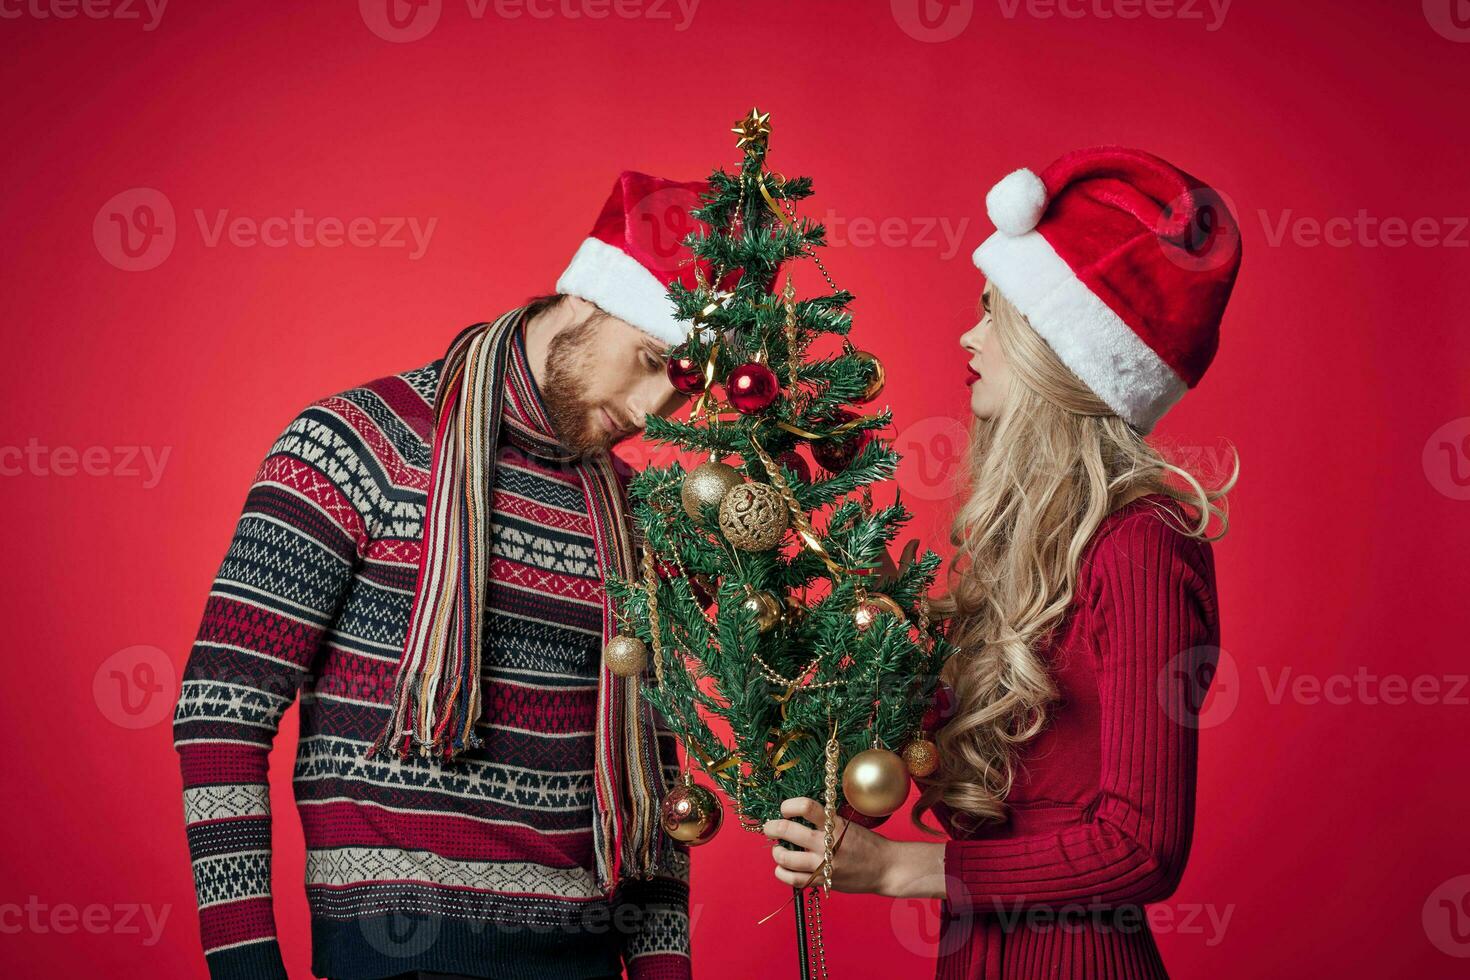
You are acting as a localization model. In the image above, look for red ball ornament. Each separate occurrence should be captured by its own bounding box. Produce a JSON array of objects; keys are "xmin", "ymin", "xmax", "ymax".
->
[
  {"xmin": 811, "ymin": 411, "xmax": 872, "ymax": 472},
  {"xmin": 776, "ymin": 450, "xmax": 811, "ymax": 484},
  {"xmin": 667, "ymin": 353, "xmax": 706, "ymax": 395},
  {"xmin": 726, "ymin": 361, "xmax": 780, "ymax": 414},
  {"xmin": 921, "ymin": 681, "xmax": 959, "ymax": 731}
]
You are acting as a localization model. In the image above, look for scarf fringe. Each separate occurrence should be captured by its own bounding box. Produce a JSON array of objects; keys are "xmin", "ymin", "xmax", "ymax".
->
[{"xmin": 369, "ymin": 309, "xmax": 668, "ymax": 889}]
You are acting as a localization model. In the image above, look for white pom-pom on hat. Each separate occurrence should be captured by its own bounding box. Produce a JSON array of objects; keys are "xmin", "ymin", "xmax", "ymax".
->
[{"xmin": 986, "ymin": 168, "xmax": 1048, "ymax": 236}]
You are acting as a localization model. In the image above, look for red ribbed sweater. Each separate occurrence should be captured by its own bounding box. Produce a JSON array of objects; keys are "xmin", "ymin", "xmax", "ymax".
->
[{"xmin": 935, "ymin": 498, "xmax": 1219, "ymax": 980}]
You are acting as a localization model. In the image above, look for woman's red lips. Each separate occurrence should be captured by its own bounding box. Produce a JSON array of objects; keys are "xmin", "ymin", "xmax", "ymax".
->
[{"xmin": 966, "ymin": 367, "xmax": 982, "ymax": 386}]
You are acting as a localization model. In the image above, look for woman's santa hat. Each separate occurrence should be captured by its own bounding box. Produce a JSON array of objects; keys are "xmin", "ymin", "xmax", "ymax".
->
[
  {"xmin": 557, "ymin": 170, "xmax": 738, "ymax": 346},
  {"xmin": 973, "ymin": 146, "xmax": 1242, "ymax": 432}
]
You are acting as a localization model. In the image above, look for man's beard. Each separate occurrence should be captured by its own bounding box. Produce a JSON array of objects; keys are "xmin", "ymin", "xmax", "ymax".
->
[{"xmin": 541, "ymin": 312, "xmax": 617, "ymax": 455}]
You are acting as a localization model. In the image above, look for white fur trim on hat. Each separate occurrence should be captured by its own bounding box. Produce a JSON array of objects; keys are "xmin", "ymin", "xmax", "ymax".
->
[
  {"xmin": 972, "ymin": 230, "xmax": 1186, "ymax": 432},
  {"xmin": 555, "ymin": 237, "xmax": 685, "ymax": 347},
  {"xmin": 986, "ymin": 168, "xmax": 1048, "ymax": 236}
]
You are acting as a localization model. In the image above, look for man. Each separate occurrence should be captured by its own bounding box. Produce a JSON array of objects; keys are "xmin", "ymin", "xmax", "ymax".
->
[{"xmin": 174, "ymin": 172, "xmax": 719, "ymax": 980}]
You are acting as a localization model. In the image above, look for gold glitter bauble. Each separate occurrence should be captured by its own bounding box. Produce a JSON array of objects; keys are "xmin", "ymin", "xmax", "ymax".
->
[
  {"xmin": 661, "ymin": 781, "xmax": 724, "ymax": 845},
  {"xmin": 854, "ymin": 350, "xmax": 886, "ymax": 403},
  {"xmin": 603, "ymin": 635, "xmax": 648, "ymax": 678},
  {"xmin": 841, "ymin": 748, "xmax": 910, "ymax": 818},
  {"xmin": 741, "ymin": 590, "xmax": 783, "ymax": 633},
  {"xmin": 681, "ymin": 461, "xmax": 743, "ymax": 521},
  {"xmin": 902, "ymin": 738, "xmax": 939, "ymax": 778},
  {"xmin": 717, "ymin": 482, "xmax": 789, "ymax": 551}
]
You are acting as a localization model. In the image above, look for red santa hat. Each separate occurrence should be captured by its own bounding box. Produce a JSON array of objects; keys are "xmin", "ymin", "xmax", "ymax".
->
[
  {"xmin": 972, "ymin": 146, "xmax": 1242, "ymax": 432},
  {"xmin": 556, "ymin": 170, "xmax": 736, "ymax": 347}
]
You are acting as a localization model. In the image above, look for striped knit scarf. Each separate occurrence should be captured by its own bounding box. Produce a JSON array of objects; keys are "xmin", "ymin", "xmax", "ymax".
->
[{"xmin": 371, "ymin": 306, "xmax": 668, "ymax": 890}]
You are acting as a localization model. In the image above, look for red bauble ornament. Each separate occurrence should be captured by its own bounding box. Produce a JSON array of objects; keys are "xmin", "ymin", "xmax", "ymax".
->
[
  {"xmin": 811, "ymin": 411, "xmax": 872, "ymax": 472},
  {"xmin": 921, "ymin": 681, "xmax": 959, "ymax": 731},
  {"xmin": 838, "ymin": 802, "xmax": 890, "ymax": 830},
  {"xmin": 726, "ymin": 361, "xmax": 780, "ymax": 414},
  {"xmin": 776, "ymin": 450, "xmax": 811, "ymax": 484},
  {"xmin": 667, "ymin": 353, "xmax": 706, "ymax": 395}
]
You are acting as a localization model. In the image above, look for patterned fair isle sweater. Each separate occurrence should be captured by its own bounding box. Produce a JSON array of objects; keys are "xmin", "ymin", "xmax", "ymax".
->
[{"xmin": 174, "ymin": 326, "xmax": 690, "ymax": 980}]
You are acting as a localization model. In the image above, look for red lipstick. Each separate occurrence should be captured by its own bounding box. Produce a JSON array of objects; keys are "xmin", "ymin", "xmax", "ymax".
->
[{"xmin": 965, "ymin": 367, "xmax": 982, "ymax": 386}]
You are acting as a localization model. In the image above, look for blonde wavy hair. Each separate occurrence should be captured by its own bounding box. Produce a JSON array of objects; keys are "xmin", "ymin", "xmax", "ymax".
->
[{"xmin": 914, "ymin": 287, "xmax": 1236, "ymax": 832}]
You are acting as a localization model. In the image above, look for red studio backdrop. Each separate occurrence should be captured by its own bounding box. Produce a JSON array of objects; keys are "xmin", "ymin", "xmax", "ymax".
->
[{"xmin": 2, "ymin": 2, "xmax": 1467, "ymax": 977}]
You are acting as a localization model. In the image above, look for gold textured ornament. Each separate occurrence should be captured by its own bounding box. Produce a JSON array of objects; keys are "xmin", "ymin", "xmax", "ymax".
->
[
  {"xmin": 741, "ymin": 589, "xmax": 784, "ymax": 632},
  {"xmin": 902, "ymin": 738, "xmax": 939, "ymax": 778},
  {"xmin": 854, "ymin": 350, "xmax": 886, "ymax": 403},
  {"xmin": 842, "ymin": 747, "xmax": 910, "ymax": 818},
  {"xmin": 603, "ymin": 635, "xmax": 648, "ymax": 678},
  {"xmin": 661, "ymin": 780, "xmax": 724, "ymax": 845},
  {"xmin": 718, "ymin": 482, "xmax": 789, "ymax": 551},
  {"xmin": 681, "ymin": 461, "xmax": 743, "ymax": 521}
]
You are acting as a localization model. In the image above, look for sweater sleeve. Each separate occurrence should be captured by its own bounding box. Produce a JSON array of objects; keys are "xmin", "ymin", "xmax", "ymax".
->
[
  {"xmin": 943, "ymin": 512, "xmax": 1219, "ymax": 915},
  {"xmin": 173, "ymin": 400, "xmax": 380, "ymax": 980},
  {"xmin": 621, "ymin": 725, "xmax": 693, "ymax": 980}
]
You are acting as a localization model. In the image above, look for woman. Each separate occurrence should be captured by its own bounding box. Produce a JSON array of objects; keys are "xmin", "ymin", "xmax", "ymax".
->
[{"xmin": 763, "ymin": 146, "xmax": 1243, "ymax": 978}]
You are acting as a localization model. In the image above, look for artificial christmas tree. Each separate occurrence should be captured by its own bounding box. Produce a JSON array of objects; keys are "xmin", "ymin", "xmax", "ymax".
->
[{"xmin": 607, "ymin": 109, "xmax": 953, "ymax": 977}]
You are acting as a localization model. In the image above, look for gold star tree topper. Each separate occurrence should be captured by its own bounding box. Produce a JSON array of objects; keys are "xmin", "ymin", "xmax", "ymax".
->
[{"xmin": 732, "ymin": 107, "xmax": 772, "ymax": 152}]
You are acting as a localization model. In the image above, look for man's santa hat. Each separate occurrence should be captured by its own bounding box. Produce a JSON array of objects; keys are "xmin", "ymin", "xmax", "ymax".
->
[
  {"xmin": 557, "ymin": 170, "xmax": 737, "ymax": 346},
  {"xmin": 973, "ymin": 146, "xmax": 1242, "ymax": 432}
]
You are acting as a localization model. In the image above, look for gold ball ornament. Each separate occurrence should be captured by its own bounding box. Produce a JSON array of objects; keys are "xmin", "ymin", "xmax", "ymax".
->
[
  {"xmin": 717, "ymin": 482, "xmax": 789, "ymax": 551},
  {"xmin": 661, "ymin": 781, "xmax": 724, "ymax": 845},
  {"xmin": 842, "ymin": 747, "xmax": 911, "ymax": 818},
  {"xmin": 741, "ymin": 590, "xmax": 784, "ymax": 633},
  {"xmin": 681, "ymin": 461, "xmax": 743, "ymax": 521},
  {"xmin": 902, "ymin": 738, "xmax": 939, "ymax": 778},
  {"xmin": 852, "ymin": 600, "xmax": 881, "ymax": 633},
  {"xmin": 603, "ymin": 635, "xmax": 648, "ymax": 678},
  {"xmin": 853, "ymin": 592, "xmax": 907, "ymax": 632},
  {"xmin": 854, "ymin": 350, "xmax": 886, "ymax": 403}
]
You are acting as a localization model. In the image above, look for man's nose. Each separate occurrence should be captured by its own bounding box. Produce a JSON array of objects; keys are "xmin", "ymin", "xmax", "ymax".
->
[{"xmin": 632, "ymin": 377, "xmax": 681, "ymax": 428}]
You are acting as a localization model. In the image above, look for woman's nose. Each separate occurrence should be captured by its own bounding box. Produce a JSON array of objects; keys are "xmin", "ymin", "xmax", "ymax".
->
[{"xmin": 960, "ymin": 323, "xmax": 982, "ymax": 354}]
